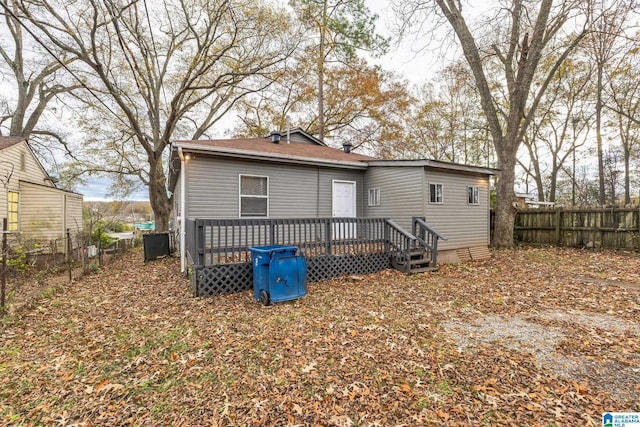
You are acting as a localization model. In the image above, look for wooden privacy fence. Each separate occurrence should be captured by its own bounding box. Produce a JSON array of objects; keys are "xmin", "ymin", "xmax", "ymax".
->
[{"xmin": 514, "ymin": 207, "xmax": 640, "ymax": 250}]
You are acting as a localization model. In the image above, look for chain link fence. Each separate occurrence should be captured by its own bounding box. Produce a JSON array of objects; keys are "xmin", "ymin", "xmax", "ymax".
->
[{"xmin": 1, "ymin": 219, "xmax": 139, "ymax": 315}]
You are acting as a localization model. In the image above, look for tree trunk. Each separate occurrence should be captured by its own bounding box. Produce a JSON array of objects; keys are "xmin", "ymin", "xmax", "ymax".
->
[
  {"xmin": 596, "ymin": 65, "xmax": 606, "ymax": 205},
  {"xmin": 549, "ymin": 158, "xmax": 557, "ymax": 202},
  {"xmin": 148, "ymin": 157, "xmax": 171, "ymax": 232},
  {"xmin": 493, "ymin": 153, "xmax": 518, "ymax": 247},
  {"xmin": 535, "ymin": 173, "xmax": 545, "ymax": 202},
  {"xmin": 624, "ymin": 149, "xmax": 630, "ymax": 205},
  {"xmin": 317, "ymin": 0, "xmax": 328, "ymax": 142}
]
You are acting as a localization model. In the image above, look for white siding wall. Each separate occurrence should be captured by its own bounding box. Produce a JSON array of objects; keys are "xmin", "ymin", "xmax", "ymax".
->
[
  {"xmin": 19, "ymin": 181, "xmax": 65, "ymax": 241},
  {"xmin": 65, "ymin": 193, "xmax": 84, "ymax": 234},
  {"xmin": 363, "ymin": 166, "xmax": 424, "ymax": 230},
  {"xmin": 424, "ymin": 170, "xmax": 490, "ymax": 250},
  {"xmin": 1, "ymin": 141, "xmax": 51, "ymax": 227},
  {"xmin": 185, "ymin": 156, "xmax": 365, "ymax": 219}
]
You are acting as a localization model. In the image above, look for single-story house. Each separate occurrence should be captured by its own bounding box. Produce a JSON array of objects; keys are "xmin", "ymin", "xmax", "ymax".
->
[
  {"xmin": 169, "ymin": 128, "xmax": 499, "ymax": 281},
  {"xmin": 0, "ymin": 136, "xmax": 83, "ymax": 251}
]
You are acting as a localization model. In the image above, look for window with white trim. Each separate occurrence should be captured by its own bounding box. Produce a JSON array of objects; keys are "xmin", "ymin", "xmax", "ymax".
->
[
  {"xmin": 467, "ymin": 186, "xmax": 479, "ymax": 205},
  {"xmin": 239, "ymin": 175, "xmax": 268, "ymax": 217},
  {"xmin": 368, "ymin": 188, "xmax": 380, "ymax": 206},
  {"xmin": 8, "ymin": 191, "xmax": 19, "ymax": 231},
  {"xmin": 429, "ymin": 183, "xmax": 443, "ymax": 204}
]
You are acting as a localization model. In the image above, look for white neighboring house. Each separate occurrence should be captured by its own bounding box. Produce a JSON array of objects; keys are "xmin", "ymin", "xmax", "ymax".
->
[{"xmin": 0, "ymin": 136, "xmax": 83, "ymax": 250}]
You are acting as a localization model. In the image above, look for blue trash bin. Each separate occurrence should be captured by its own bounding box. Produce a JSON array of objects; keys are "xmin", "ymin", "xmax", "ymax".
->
[{"xmin": 250, "ymin": 245, "xmax": 307, "ymax": 305}]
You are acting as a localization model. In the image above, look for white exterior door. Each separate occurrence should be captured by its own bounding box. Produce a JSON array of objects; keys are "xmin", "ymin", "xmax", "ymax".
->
[{"xmin": 332, "ymin": 180, "xmax": 356, "ymax": 239}]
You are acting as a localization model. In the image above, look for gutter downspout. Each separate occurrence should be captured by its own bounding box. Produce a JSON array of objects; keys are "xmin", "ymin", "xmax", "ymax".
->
[{"xmin": 178, "ymin": 147, "xmax": 187, "ymax": 274}]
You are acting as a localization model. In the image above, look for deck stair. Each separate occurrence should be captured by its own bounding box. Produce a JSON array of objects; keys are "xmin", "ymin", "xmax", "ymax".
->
[
  {"xmin": 387, "ymin": 217, "xmax": 446, "ymax": 274},
  {"xmin": 408, "ymin": 247, "xmax": 436, "ymax": 273}
]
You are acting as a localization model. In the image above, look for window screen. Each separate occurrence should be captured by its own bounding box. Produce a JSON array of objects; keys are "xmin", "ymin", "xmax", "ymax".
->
[
  {"xmin": 240, "ymin": 175, "xmax": 268, "ymax": 217},
  {"xmin": 429, "ymin": 183, "xmax": 443, "ymax": 204}
]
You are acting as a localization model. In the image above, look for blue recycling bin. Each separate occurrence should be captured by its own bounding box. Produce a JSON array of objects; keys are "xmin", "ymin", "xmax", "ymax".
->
[{"xmin": 250, "ymin": 245, "xmax": 307, "ymax": 306}]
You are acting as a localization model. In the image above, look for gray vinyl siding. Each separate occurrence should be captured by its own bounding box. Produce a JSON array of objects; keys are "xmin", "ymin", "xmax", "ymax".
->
[
  {"xmin": 185, "ymin": 156, "xmax": 364, "ymax": 219},
  {"xmin": 363, "ymin": 166, "xmax": 424, "ymax": 230},
  {"xmin": 424, "ymin": 170, "xmax": 490, "ymax": 250}
]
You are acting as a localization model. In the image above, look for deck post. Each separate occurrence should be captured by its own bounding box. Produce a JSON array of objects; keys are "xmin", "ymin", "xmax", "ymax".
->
[
  {"xmin": 383, "ymin": 220, "xmax": 390, "ymax": 254},
  {"xmin": 196, "ymin": 220, "xmax": 205, "ymax": 265},
  {"xmin": 269, "ymin": 222, "xmax": 275, "ymax": 245},
  {"xmin": 325, "ymin": 218, "xmax": 332, "ymax": 255}
]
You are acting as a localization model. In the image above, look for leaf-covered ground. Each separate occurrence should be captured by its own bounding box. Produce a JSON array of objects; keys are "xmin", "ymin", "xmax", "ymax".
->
[{"xmin": 1, "ymin": 246, "xmax": 638, "ymax": 426}]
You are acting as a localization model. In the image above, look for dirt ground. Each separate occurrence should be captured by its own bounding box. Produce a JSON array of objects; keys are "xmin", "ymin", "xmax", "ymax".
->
[{"xmin": 0, "ymin": 246, "xmax": 638, "ymax": 426}]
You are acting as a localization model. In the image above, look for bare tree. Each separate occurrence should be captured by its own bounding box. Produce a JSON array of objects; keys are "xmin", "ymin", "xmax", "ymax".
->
[
  {"xmin": 17, "ymin": 0, "xmax": 299, "ymax": 231},
  {"xmin": 402, "ymin": 61, "xmax": 491, "ymax": 165},
  {"xmin": 0, "ymin": 0, "xmax": 79, "ymax": 151},
  {"xmin": 605, "ymin": 33, "xmax": 640, "ymax": 204},
  {"xmin": 584, "ymin": 0, "xmax": 636, "ymax": 205},
  {"xmin": 518, "ymin": 55, "xmax": 593, "ymax": 203},
  {"xmin": 393, "ymin": 0, "xmax": 589, "ymax": 246}
]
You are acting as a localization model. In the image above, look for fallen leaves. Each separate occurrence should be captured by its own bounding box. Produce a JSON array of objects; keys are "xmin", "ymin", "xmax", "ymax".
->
[{"xmin": 0, "ymin": 246, "xmax": 638, "ymax": 425}]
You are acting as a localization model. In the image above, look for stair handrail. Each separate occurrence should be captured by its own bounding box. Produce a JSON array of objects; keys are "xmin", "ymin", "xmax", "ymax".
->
[
  {"xmin": 385, "ymin": 219, "xmax": 416, "ymax": 254},
  {"xmin": 412, "ymin": 217, "xmax": 446, "ymax": 268},
  {"xmin": 413, "ymin": 217, "xmax": 447, "ymax": 248}
]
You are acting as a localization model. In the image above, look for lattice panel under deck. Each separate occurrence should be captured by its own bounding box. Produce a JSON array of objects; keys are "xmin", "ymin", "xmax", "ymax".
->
[
  {"xmin": 307, "ymin": 253, "xmax": 390, "ymax": 282},
  {"xmin": 193, "ymin": 253, "xmax": 391, "ymax": 297},
  {"xmin": 193, "ymin": 263, "xmax": 253, "ymax": 296}
]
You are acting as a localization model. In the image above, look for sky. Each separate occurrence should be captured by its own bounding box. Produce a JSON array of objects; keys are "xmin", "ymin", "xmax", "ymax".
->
[{"xmin": 79, "ymin": 176, "xmax": 149, "ymax": 202}]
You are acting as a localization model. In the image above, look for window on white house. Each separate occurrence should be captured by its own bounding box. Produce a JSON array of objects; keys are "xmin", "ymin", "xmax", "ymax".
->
[
  {"xmin": 429, "ymin": 183, "xmax": 443, "ymax": 204},
  {"xmin": 8, "ymin": 191, "xmax": 19, "ymax": 231},
  {"xmin": 368, "ymin": 188, "xmax": 381, "ymax": 206},
  {"xmin": 239, "ymin": 175, "xmax": 268, "ymax": 217},
  {"xmin": 468, "ymin": 186, "xmax": 479, "ymax": 205}
]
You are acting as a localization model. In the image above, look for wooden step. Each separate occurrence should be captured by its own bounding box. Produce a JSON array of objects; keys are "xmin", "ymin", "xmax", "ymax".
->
[{"xmin": 409, "ymin": 266, "xmax": 437, "ymax": 274}]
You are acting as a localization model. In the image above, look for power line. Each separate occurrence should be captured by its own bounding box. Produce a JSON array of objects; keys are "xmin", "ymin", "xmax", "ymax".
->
[{"xmin": 0, "ymin": 0, "xmax": 131, "ymax": 129}]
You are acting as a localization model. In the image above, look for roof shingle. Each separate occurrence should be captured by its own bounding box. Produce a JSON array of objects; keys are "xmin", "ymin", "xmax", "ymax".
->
[
  {"xmin": 176, "ymin": 137, "xmax": 377, "ymax": 164},
  {"xmin": 0, "ymin": 136, "xmax": 26, "ymax": 150}
]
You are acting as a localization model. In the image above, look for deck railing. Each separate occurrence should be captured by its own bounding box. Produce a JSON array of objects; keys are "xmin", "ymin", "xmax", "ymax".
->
[
  {"xmin": 188, "ymin": 217, "xmax": 389, "ymax": 267},
  {"xmin": 187, "ymin": 217, "xmax": 444, "ymax": 296}
]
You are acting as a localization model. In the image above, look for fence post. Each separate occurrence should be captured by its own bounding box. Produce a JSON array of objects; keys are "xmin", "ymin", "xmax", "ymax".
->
[
  {"xmin": 67, "ymin": 228, "xmax": 72, "ymax": 283},
  {"xmin": 1, "ymin": 218, "xmax": 7, "ymax": 315},
  {"xmin": 554, "ymin": 207, "xmax": 562, "ymax": 245},
  {"xmin": 97, "ymin": 237, "xmax": 103, "ymax": 266}
]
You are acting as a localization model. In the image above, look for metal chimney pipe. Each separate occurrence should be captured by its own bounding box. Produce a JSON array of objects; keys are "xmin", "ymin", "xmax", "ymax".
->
[{"xmin": 270, "ymin": 130, "xmax": 282, "ymax": 144}]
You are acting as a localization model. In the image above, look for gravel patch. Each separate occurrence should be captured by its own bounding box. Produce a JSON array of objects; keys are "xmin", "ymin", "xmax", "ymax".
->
[{"xmin": 442, "ymin": 311, "xmax": 640, "ymax": 401}]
